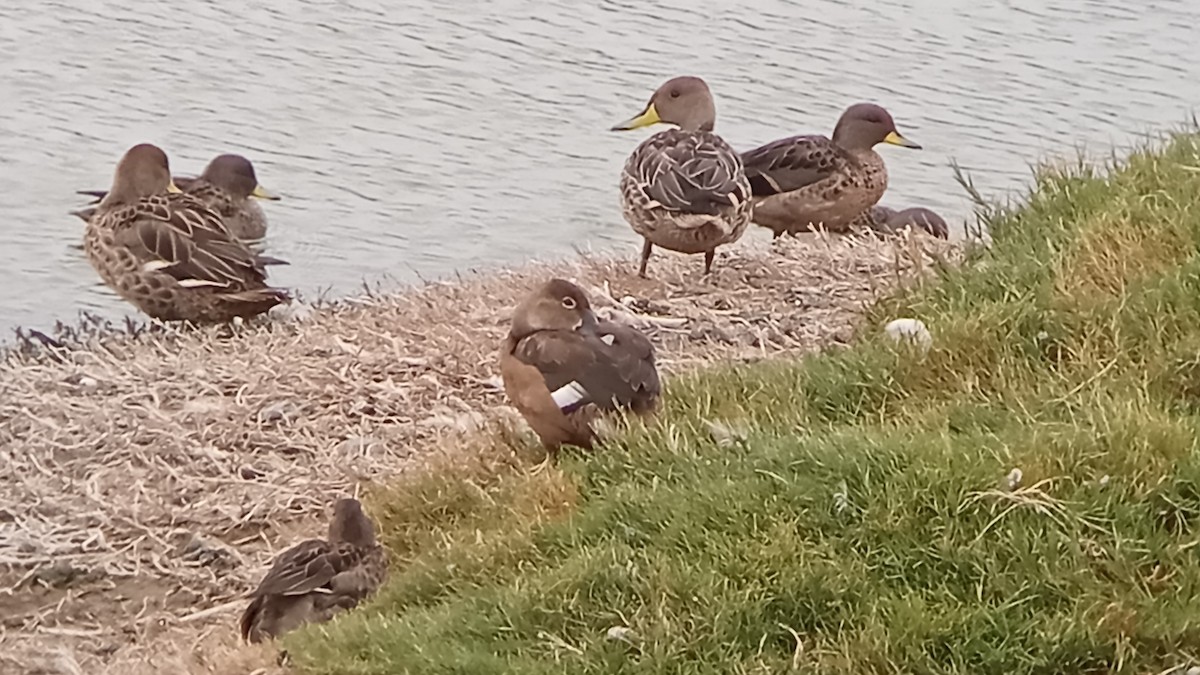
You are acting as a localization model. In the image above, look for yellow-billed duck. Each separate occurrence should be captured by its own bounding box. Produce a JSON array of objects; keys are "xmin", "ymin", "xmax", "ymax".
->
[
  {"xmin": 500, "ymin": 279, "xmax": 661, "ymax": 452},
  {"xmin": 82, "ymin": 144, "xmax": 289, "ymax": 323},
  {"xmin": 75, "ymin": 153, "xmax": 279, "ymax": 244},
  {"xmin": 240, "ymin": 498, "xmax": 387, "ymax": 643},
  {"xmin": 742, "ymin": 103, "xmax": 921, "ymax": 237},
  {"xmin": 611, "ymin": 76, "xmax": 752, "ymax": 277}
]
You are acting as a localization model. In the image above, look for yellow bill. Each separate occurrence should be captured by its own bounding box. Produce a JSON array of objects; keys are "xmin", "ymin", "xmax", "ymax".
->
[
  {"xmin": 883, "ymin": 131, "xmax": 922, "ymax": 149},
  {"xmin": 611, "ymin": 103, "xmax": 662, "ymax": 131},
  {"xmin": 167, "ymin": 180, "xmax": 183, "ymax": 194},
  {"xmin": 252, "ymin": 184, "xmax": 281, "ymax": 200}
]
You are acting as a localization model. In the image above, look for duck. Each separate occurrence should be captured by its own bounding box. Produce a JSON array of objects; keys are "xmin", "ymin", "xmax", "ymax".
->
[
  {"xmin": 500, "ymin": 278, "xmax": 661, "ymax": 454},
  {"xmin": 82, "ymin": 144, "xmax": 290, "ymax": 323},
  {"xmin": 611, "ymin": 76, "xmax": 752, "ymax": 278},
  {"xmin": 74, "ymin": 153, "xmax": 279, "ymax": 244},
  {"xmin": 741, "ymin": 103, "xmax": 921, "ymax": 237},
  {"xmin": 863, "ymin": 205, "xmax": 949, "ymax": 239},
  {"xmin": 240, "ymin": 498, "xmax": 388, "ymax": 643}
]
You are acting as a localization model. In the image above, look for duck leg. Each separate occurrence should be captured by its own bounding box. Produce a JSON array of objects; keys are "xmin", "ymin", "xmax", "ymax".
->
[
  {"xmin": 637, "ymin": 238, "xmax": 653, "ymax": 278},
  {"xmin": 703, "ymin": 249, "xmax": 715, "ymax": 275}
]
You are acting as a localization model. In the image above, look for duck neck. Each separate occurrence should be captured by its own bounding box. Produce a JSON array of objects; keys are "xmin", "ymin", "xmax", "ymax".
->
[
  {"xmin": 676, "ymin": 98, "xmax": 717, "ymax": 133},
  {"xmin": 832, "ymin": 123, "xmax": 875, "ymax": 153},
  {"xmin": 99, "ymin": 177, "xmax": 140, "ymax": 208}
]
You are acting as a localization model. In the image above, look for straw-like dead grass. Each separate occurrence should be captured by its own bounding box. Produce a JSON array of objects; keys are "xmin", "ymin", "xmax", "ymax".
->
[{"xmin": 0, "ymin": 231, "xmax": 957, "ymax": 674}]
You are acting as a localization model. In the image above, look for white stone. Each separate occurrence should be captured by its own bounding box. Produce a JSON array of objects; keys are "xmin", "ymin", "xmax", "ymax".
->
[{"xmin": 884, "ymin": 318, "xmax": 932, "ymax": 353}]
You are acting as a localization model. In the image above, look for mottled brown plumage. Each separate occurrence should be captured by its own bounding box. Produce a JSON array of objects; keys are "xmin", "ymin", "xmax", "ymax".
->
[
  {"xmin": 240, "ymin": 498, "xmax": 387, "ymax": 644},
  {"xmin": 742, "ymin": 103, "xmax": 921, "ymax": 237},
  {"xmin": 500, "ymin": 279, "xmax": 661, "ymax": 452},
  {"xmin": 863, "ymin": 205, "xmax": 949, "ymax": 239},
  {"xmin": 82, "ymin": 144, "xmax": 289, "ymax": 323},
  {"xmin": 74, "ymin": 153, "xmax": 279, "ymax": 244},
  {"xmin": 611, "ymin": 76, "xmax": 752, "ymax": 277}
]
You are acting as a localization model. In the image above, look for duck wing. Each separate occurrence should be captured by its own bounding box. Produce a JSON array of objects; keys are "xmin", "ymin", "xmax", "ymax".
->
[
  {"xmin": 740, "ymin": 134, "xmax": 843, "ymax": 197},
  {"xmin": 626, "ymin": 129, "xmax": 749, "ymax": 218},
  {"xmin": 108, "ymin": 193, "xmax": 279, "ymax": 288}
]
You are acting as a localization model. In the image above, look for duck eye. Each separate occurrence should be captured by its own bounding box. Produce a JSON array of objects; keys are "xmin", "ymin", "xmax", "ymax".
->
[
  {"xmin": 561, "ymin": 296, "xmax": 577, "ymax": 310},
  {"xmin": 669, "ymin": 90, "xmax": 680, "ymax": 99}
]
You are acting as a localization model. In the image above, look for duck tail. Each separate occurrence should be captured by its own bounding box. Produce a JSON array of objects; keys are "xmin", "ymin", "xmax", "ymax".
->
[
  {"xmin": 255, "ymin": 254, "xmax": 290, "ymax": 267},
  {"xmin": 239, "ymin": 596, "xmax": 266, "ymax": 643},
  {"xmin": 69, "ymin": 207, "xmax": 97, "ymax": 223}
]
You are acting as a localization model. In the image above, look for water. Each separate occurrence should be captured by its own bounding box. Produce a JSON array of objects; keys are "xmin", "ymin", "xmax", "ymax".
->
[{"xmin": 1, "ymin": 0, "xmax": 1197, "ymax": 335}]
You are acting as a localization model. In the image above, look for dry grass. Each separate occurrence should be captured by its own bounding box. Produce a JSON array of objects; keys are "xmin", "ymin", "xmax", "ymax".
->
[{"xmin": 0, "ymin": 231, "xmax": 956, "ymax": 674}]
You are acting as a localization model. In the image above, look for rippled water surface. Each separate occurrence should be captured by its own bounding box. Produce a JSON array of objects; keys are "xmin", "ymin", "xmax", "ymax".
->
[{"xmin": 1, "ymin": 0, "xmax": 1197, "ymax": 335}]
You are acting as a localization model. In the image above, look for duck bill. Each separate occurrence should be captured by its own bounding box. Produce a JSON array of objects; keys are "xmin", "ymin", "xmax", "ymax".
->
[
  {"xmin": 883, "ymin": 131, "xmax": 922, "ymax": 149},
  {"xmin": 578, "ymin": 308, "xmax": 600, "ymax": 332},
  {"xmin": 251, "ymin": 184, "xmax": 281, "ymax": 201},
  {"xmin": 166, "ymin": 180, "xmax": 183, "ymax": 194},
  {"xmin": 611, "ymin": 103, "xmax": 661, "ymax": 131}
]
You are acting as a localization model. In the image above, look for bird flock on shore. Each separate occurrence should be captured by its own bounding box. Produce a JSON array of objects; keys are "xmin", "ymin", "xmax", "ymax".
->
[{"xmin": 67, "ymin": 75, "xmax": 948, "ymax": 643}]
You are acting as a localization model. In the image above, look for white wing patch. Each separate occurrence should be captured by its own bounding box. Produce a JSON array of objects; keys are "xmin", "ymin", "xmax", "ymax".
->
[
  {"xmin": 142, "ymin": 260, "xmax": 174, "ymax": 272},
  {"xmin": 600, "ymin": 334, "xmax": 616, "ymax": 346},
  {"xmin": 550, "ymin": 381, "xmax": 588, "ymax": 410},
  {"xmin": 176, "ymin": 278, "xmax": 226, "ymax": 289}
]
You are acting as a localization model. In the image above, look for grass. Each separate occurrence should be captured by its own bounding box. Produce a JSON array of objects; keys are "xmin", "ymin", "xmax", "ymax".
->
[{"xmin": 285, "ymin": 131, "xmax": 1200, "ymax": 674}]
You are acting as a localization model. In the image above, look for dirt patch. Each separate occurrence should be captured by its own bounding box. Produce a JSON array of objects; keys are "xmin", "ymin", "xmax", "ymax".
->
[{"xmin": 0, "ymin": 232, "xmax": 958, "ymax": 674}]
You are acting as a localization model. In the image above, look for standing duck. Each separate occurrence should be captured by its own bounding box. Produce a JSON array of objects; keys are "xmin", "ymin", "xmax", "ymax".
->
[
  {"xmin": 240, "ymin": 498, "xmax": 388, "ymax": 643},
  {"xmin": 500, "ymin": 279, "xmax": 661, "ymax": 455},
  {"xmin": 741, "ymin": 103, "xmax": 921, "ymax": 237},
  {"xmin": 75, "ymin": 153, "xmax": 279, "ymax": 244},
  {"xmin": 82, "ymin": 144, "xmax": 289, "ymax": 323},
  {"xmin": 863, "ymin": 205, "xmax": 949, "ymax": 239},
  {"xmin": 611, "ymin": 76, "xmax": 752, "ymax": 277}
]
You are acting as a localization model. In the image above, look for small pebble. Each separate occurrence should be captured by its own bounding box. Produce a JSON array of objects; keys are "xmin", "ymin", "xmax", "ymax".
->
[
  {"xmin": 1098, "ymin": 475, "xmax": 1111, "ymax": 487},
  {"xmin": 1007, "ymin": 467, "xmax": 1023, "ymax": 490},
  {"xmin": 606, "ymin": 626, "xmax": 636, "ymax": 643}
]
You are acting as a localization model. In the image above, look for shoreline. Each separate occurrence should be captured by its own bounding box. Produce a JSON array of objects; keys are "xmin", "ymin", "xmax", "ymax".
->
[{"xmin": 0, "ymin": 231, "xmax": 958, "ymax": 674}]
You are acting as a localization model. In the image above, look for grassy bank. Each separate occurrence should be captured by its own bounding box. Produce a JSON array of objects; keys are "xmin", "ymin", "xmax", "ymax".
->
[{"xmin": 284, "ymin": 133, "xmax": 1200, "ymax": 674}]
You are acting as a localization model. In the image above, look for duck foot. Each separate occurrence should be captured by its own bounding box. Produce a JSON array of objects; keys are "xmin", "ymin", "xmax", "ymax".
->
[{"xmin": 637, "ymin": 239, "xmax": 653, "ymax": 279}]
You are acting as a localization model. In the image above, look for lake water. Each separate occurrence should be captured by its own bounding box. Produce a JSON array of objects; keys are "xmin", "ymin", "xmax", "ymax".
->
[{"xmin": 1, "ymin": 0, "xmax": 1197, "ymax": 336}]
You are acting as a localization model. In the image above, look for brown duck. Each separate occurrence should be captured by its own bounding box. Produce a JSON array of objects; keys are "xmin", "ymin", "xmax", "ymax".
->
[
  {"xmin": 82, "ymin": 144, "xmax": 289, "ymax": 323},
  {"xmin": 240, "ymin": 498, "xmax": 388, "ymax": 643},
  {"xmin": 500, "ymin": 279, "xmax": 662, "ymax": 452},
  {"xmin": 611, "ymin": 76, "xmax": 752, "ymax": 277},
  {"xmin": 741, "ymin": 103, "xmax": 921, "ymax": 237},
  {"xmin": 74, "ymin": 153, "xmax": 279, "ymax": 244},
  {"xmin": 862, "ymin": 205, "xmax": 949, "ymax": 239}
]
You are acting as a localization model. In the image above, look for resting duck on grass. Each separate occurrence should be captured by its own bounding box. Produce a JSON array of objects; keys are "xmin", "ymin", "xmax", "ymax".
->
[
  {"xmin": 240, "ymin": 498, "xmax": 387, "ymax": 643},
  {"xmin": 863, "ymin": 205, "xmax": 950, "ymax": 239},
  {"xmin": 500, "ymin": 279, "xmax": 661, "ymax": 464}
]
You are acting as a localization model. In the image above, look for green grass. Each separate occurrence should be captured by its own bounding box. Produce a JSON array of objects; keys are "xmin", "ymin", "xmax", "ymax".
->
[{"xmin": 286, "ymin": 131, "xmax": 1200, "ymax": 674}]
